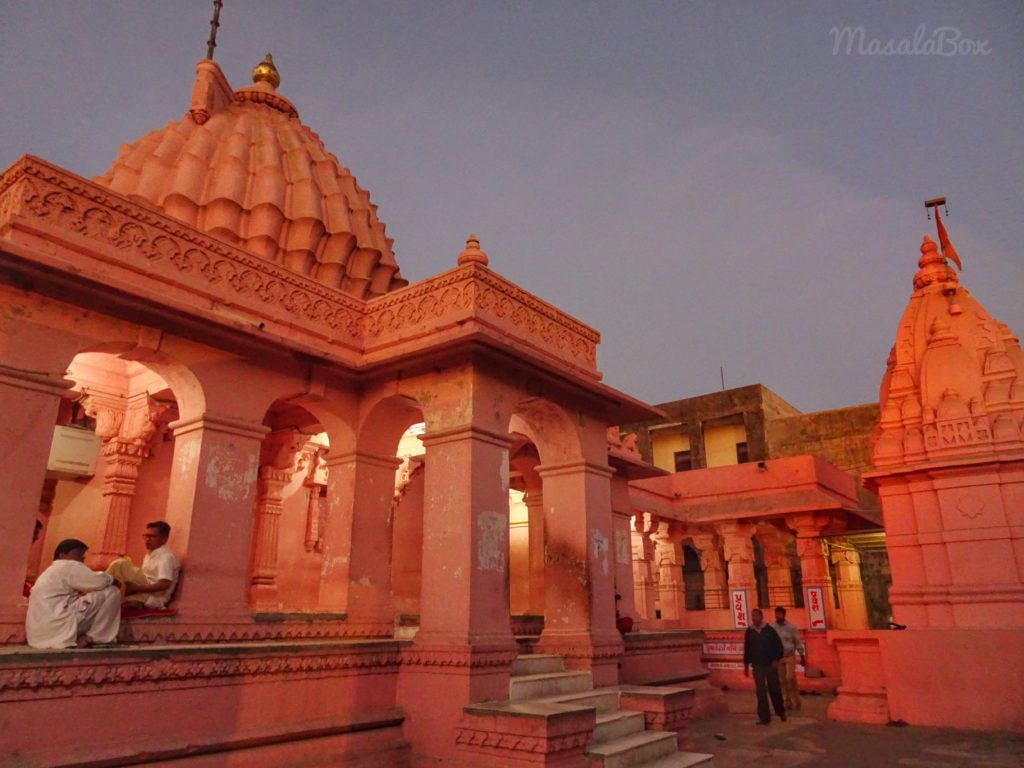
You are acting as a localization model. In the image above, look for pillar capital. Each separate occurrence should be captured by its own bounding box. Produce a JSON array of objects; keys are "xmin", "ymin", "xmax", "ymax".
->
[
  {"xmin": 536, "ymin": 458, "xmax": 615, "ymax": 480},
  {"xmin": 652, "ymin": 518, "xmax": 688, "ymax": 543},
  {"xmin": 786, "ymin": 512, "xmax": 837, "ymax": 538},
  {"xmin": 322, "ymin": 449, "xmax": 403, "ymax": 471},
  {"xmin": 419, "ymin": 424, "xmax": 514, "ymax": 450},
  {"xmin": 170, "ymin": 413, "xmax": 270, "ymax": 441}
]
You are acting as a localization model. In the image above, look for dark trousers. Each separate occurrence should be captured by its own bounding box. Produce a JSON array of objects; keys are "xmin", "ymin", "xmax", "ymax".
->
[{"xmin": 752, "ymin": 663, "xmax": 785, "ymax": 723}]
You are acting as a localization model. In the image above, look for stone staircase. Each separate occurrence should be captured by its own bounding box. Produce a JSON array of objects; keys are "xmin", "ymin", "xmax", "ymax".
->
[{"xmin": 458, "ymin": 654, "xmax": 714, "ymax": 767}]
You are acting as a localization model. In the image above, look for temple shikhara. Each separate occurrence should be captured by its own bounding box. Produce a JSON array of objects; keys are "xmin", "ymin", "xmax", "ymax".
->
[{"xmin": 1, "ymin": 24, "xmax": 1021, "ymax": 768}]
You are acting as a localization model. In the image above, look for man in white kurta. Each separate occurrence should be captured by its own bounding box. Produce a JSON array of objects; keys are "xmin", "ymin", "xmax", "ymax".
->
[
  {"xmin": 106, "ymin": 521, "xmax": 180, "ymax": 608},
  {"xmin": 26, "ymin": 539, "xmax": 121, "ymax": 648}
]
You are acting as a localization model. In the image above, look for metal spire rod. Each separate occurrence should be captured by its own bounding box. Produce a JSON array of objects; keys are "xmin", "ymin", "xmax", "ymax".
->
[{"xmin": 206, "ymin": 0, "xmax": 224, "ymax": 60}]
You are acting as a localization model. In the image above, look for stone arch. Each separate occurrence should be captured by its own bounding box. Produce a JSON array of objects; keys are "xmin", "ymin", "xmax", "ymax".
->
[
  {"xmin": 509, "ymin": 398, "xmax": 584, "ymax": 467},
  {"xmin": 248, "ymin": 396, "xmax": 351, "ymax": 611},
  {"xmin": 357, "ymin": 392, "xmax": 424, "ymax": 456},
  {"xmin": 355, "ymin": 393, "xmax": 426, "ymax": 628},
  {"xmin": 37, "ymin": 343, "xmax": 206, "ymax": 574}
]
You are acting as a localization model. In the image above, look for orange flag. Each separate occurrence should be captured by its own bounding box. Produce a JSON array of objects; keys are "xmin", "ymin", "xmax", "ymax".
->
[{"xmin": 934, "ymin": 207, "xmax": 962, "ymax": 271}]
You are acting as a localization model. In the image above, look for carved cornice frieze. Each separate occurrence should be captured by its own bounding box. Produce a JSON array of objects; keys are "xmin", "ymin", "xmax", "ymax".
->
[
  {"xmin": 364, "ymin": 266, "xmax": 599, "ymax": 372},
  {"xmin": 0, "ymin": 157, "xmax": 600, "ymax": 378},
  {"xmin": 119, "ymin": 620, "xmax": 394, "ymax": 646},
  {"xmin": 0, "ymin": 642, "xmax": 402, "ymax": 702},
  {"xmin": 2, "ymin": 160, "xmax": 365, "ymax": 347},
  {"xmin": 399, "ymin": 644, "xmax": 519, "ymax": 669},
  {"xmin": 455, "ymin": 727, "xmax": 591, "ymax": 755}
]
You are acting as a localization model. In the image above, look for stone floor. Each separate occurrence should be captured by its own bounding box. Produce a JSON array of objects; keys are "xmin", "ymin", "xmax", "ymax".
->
[{"xmin": 688, "ymin": 690, "xmax": 1024, "ymax": 768}]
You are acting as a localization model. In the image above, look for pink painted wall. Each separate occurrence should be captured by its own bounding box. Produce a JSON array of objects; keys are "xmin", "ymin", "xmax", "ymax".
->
[{"xmin": 882, "ymin": 629, "xmax": 1024, "ymax": 731}]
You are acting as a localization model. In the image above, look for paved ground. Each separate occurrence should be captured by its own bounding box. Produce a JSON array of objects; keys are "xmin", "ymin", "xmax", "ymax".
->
[{"xmin": 688, "ymin": 690, "xmax": 1024, "ymax": 768}]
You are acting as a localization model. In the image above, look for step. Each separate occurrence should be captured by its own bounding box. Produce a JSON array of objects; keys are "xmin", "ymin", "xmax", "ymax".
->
[
  {"xmin": 591, "ymin": 710, "xmax": 646, "ymax": 744},
  {"xmin": 585, "ymin": 729, "xmax": 678, "ymax": 768},
  {"xmin": 511, "ymin": 654, "xmax": 565, "ymax": 677},
  {"xmin": 640, "ymin": 753, "xmax": 715, "ymax": 768},
  {"xmin": 509, "ymin": 670, "xmax": 593, "ymax": 700},
  {"xmin": 541, "ymin": 688, "xmax": 621, "ymax": 714}
]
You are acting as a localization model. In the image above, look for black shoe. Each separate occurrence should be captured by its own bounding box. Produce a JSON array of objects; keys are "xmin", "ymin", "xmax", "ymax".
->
[
  {"xmin": 780, "ymin": 713, "xmax": 787, "ymax": 722},
  {"xmin": 756, "ymin": 720, "xmax": 770, "ymax": 726}
]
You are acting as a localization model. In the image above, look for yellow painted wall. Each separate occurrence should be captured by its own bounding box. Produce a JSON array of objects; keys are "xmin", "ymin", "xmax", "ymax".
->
[
  {"xmin": 703, "ymin": 423, "xmax": 748, "ymax": 467},
  {"xmin": 652, "ymin": 432, "xmax": 690, "ymax": 472}
]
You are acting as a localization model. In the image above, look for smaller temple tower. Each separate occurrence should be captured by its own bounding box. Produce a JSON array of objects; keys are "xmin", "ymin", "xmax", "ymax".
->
[
  {"xmin": 867, "ymin": 214, "xmax": 1024, "ymax": 629},
  {"xmin": 830, "ymin": 210, "xmax": 1024, "ymax": 732}
]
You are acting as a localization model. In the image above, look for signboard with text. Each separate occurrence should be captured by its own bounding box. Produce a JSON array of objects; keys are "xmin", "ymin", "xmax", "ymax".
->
[
  {"xmin": 703, "ymin": 641, "xmax": 744, "ymax": 656},
  {"xmin": 805, "ymin": 586, "xmax": 828, "ymax": 630},
  {"xmin": 730, "ymin": 588, "xmax": 750, "ymax": 629}
]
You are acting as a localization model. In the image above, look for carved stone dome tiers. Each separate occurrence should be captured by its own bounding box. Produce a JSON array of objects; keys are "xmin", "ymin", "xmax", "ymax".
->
[
  {"xmin": 874, "ymin": 234, "xmax": 1024, "ymax": 467},
  {"xmin": 96, "ymin": 58, "xmax": 406, "ymax": 300}
]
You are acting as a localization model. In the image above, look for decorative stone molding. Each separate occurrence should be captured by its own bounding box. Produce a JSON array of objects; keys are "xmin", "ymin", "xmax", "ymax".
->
[
  {"xmin": 0, "ymin": 640, "xmax": 403, "ymax": 702},
  {"xmin": 0, "ymin": 157, "xmax": 599, "ymax": 377},
  {"xmin": 399, "ymin": 644, "xmax": 519, "ymax": 669},
  {"xmin": 454, "ymin": 727, "xmax": 591, "ymax": 754}
]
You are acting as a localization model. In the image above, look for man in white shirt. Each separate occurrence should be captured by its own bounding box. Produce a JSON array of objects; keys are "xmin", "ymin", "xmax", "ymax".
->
[
  {"xmin": 106, "ymin": 521, "xmax": 180, "ymax": 609},
  {"xmin": 26, "ymin": 538, "xmax": 121, "ymax": 648},
  {"xmin": 772, "ymin": 606, "xmax": 806, "ymax": 711}
]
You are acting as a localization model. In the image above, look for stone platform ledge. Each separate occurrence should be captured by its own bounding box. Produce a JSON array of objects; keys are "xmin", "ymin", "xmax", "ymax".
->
[
  {"xmin": 0, "ymin": 636, "xmax": 405, "ymax": 661},
  {"xmin": 10, "ymin": 707, "xmax": 407, "ymax": 768},
  {"xmin": 0, "ymin": 637, "xmax": 407, "ymax": 701},
  {"xmin": 458, "ymin": 699, "xmax": 597, "ymax": 763}
]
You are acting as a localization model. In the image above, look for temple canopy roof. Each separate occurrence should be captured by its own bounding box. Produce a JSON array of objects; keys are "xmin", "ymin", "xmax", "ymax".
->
[
  {"xmin": 872, "ymin": 217, "xmax": 1024, "ymax": 469},
  {"xmin": 630, "ymin": 455, "xmax": 880, "ymax": 531},
  {"xmin": 97, "ymin": 56, "xmax": 406, "ymax": 300}
]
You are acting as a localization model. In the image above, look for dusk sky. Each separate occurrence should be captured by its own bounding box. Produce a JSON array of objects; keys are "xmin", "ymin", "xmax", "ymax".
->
[{"xmin": 2, "ymin": 1, "xmax": 1021, "ymax": 412}]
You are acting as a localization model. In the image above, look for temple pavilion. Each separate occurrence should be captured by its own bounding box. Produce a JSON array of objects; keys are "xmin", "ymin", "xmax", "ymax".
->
[{"xmin": 1, "ymin": 31, "xmax": 1020, "ymax": 768}]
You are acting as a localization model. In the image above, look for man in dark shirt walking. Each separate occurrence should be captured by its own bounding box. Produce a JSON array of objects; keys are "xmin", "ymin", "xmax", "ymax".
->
[{"xmin": 743, "ymin": 607, "xmax": 786, "ymax": 725}]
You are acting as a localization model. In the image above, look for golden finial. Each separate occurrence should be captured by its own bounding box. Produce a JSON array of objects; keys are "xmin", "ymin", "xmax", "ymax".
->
[
  {"xmin": 458, "ymin": 234, "xmax": 489, "ymax": 266},
  {"xmin": 252, "ymin": 53, "xmax": 281, "ymax": 90},
  {"xmin": 206, "ymin": 0, "xmax": 224, "ymax": 60}
]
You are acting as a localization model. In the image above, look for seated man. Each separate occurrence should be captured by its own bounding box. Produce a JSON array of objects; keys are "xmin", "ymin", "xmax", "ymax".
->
[
  {"xmin": 26, "ymin": 538, "xmax": 121, "ymax": 648},
  {"xmin": 106, "ymin": 520, "xmax": 180, "ymax": 609}
]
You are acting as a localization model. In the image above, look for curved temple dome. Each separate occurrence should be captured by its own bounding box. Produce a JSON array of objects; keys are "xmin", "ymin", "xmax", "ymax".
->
[{"xmin": 97, "ymin": 56, "xmax": 407, "ymax": 300}]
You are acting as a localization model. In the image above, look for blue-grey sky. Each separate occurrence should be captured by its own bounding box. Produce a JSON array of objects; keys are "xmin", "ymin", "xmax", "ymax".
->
[{"xmin": 2, "ymin": 1, "xmax": 1021, "ymax": 412}]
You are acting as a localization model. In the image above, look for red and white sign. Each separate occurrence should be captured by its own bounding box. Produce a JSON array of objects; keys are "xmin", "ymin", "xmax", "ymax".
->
[
  {"xmin": 730, "ymin": 589, "xmax": 750, "ymax": 628},
  {"xmin": 703, "ymin": 642, "xmax": 744, "ymax": 656},
  {"xmin": 805, "ymin": 586, "xmax": 827, "ymax": 630}
]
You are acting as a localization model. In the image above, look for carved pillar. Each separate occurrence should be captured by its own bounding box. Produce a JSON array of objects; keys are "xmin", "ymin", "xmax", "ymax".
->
[
  {"xmin": 535, "ymin": 459, "xmax": 623, "ymax": 686},
  {"xmin": 298, "ymin": 443, "xmax": 327, "ymax": 553},
  {"xmin": 652, "ymin": 520, "xmax": 687, "ymax": 621},
  {"xmin": 249, "ymin": 429, "xmax": 303, "ymax": 608},
  {"xmin": 717, "ymin": 521, "xmax": 756, "ymax": 630},
  {"xmin": 719, "ymin": 522, "xmax": 756, "ymax": 592},
  {"xmin": 523, "ymin": 489, "xmax": 546, "ymax": 615},
  {"xmin": 631, "ymin": 513, "xmax": 658, "ymax": 621},
  {"xmin": 831, "ymin": 540, "xmax": 870, "ymax": 630},
  {"xmin": 84, "ymin": 393, "xmax": 167, "ymax": 566},
  {"xmin": 688, "ymin": 530, "xmax": 728, "ymax": 629},
  {"xmin": 786, "ymin": 513, "xmax": 841, "ymax": 676},
  {"xmin": 788, "ymin": 514, "xmax": 837, "ymax": 627},
  {"xmin": 165, "ymin": 414, "xmax": 267, "ymax": 623},
  {"xmin": 318, "ymin": 449, "xmax": 403, "ymax": 633},
  {"xmin": 758, "ymin": 526, "xmax": 796, "ymax": 608},
  {"xmin": 397, "ymin": 420, "xmax": 532, "ymax": 765},
  {"xmin": 0, "ymin": 367, "xmax": 72, "ymax": 640}
]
